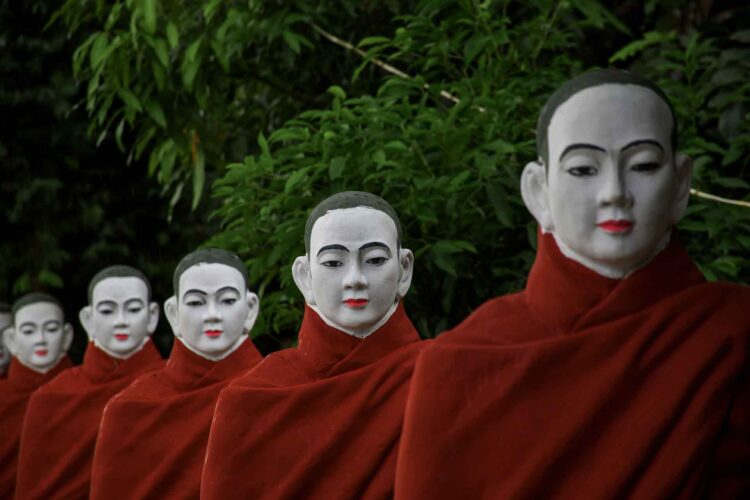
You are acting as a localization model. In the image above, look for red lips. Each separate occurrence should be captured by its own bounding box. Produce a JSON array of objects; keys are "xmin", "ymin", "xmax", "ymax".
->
[
  {"xmin": 597, "ymin": 220, "xmax": 634, "ymax": 233},
  {"xmin": 204, "ymin": 330, "xmax": 222, "ymax": 338},
  {"xmin": 34, "ymin": 349, "xmax": 48, "ymax": 356},
  {"xmin": 343, "ymin": 298, "xmax": 369, "ymax": 309},
  {"xmin": 114, "ymin": 333, "xmax": 129, "ymax": 341}
]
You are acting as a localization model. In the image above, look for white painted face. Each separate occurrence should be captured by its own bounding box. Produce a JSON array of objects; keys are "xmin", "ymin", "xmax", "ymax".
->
[
  {"xmin": 521, "ymin": 84, "xmax": 692, "ymax": 278},
  {"xmin": 165, "ymin": 263, "xmax": 259, "ymax": 360},
  {"xmin": 0, "ymin": 313, "xmax": 11, "ymax": 372},
  {"xmin": 293, "ymin": 207, "xmax": 414, "ymax": 337},
  {"xmin": 80, "ymin": 277, "xmax": 159, "ymax": 358},
  {"xmin": 6, "ymin": 302, "xmax": 73, "ymax": 372}
]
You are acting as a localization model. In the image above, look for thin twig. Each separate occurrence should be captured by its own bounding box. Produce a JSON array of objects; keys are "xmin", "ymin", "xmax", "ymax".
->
[
  {"xmin": 312, "ymin": 23, "xmax": 750, "ymax": 210},
  {"xmin": 691, "ymin": 188, "xmax": 750, "ymax": 208},
  {"xmin": 310, "ymin": 23, "xmax": 485, "ymax": 112}
]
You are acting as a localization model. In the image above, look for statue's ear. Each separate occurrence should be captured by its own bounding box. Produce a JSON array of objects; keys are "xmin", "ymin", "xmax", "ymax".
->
[
  {"xmin": 146, "ymin": 302, "xmax": 160, "ymax": 335},
  {"xmin": 671, "ymin": 152, "xmax": 693, "ymax": 225},
  {"xmin": 3, "ymin": 327, "xmax": 17, "ymax": 356},
  {"xmin": 397, "ymin": 248, "xmax": 415, "ymax": 299},
  {"xmin": 521, "ymin": 160, "xmax": 554, "ymax": 232},
  {"xmin": 79, "ymin": 306, "xmax": 95, "ymax": 342},
  {"xmin": 164, "ymin": 296, "xmax": 180, "ymax": 337},
  {"xmin": 243, "ymin": 291, "xmax": 260, "ymax": 334},
  {"xmin": 292, "ymin": 255, "xmax": 315, "ymax": 305},
  {"xmin": 62, "ymin": 323, "xmax": 74, "ymax": 352}
]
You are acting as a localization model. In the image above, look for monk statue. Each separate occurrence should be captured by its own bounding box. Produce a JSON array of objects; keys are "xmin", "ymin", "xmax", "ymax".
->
[
  {"xmin": 0, "ymin": 293, "xmax": 74, "ymax": 498},
  {"xmin": 394, "ymin": 69, "xmax": 750, "ymax": 498},
  {"xmin": 201, "ymin": 191, "xmax": 426, "ymax": 499},
  {"xmin": 14, "ymin": 266, "xmax": 164, "ymax": 499},
  {"xmin": 0, "ymin": 302, "xmax": 11, "ymax": 377},
  {"xmin": 89, "ymin": 249, "xmax": 262, "ymax": 500}
]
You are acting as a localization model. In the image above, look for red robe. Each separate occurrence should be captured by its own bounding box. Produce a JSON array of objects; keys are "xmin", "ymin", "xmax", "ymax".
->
[
  {"xmin": 14, "ymin": 341, "xmax": 163, "ymax": 499},
  {"xmin": 395, "ymin": 233, "xmax": 750, "ymax": 499},
  {"xmin": 201, "ymin": 303, "xmax": 424, "ymax": 499},
  {"xmin": 0, "ymin": 357, "xmax": 73, "ymax": 498},
  {"xmin": 89, "ymin": 337, "xmax": 261, "ymax": 499}
]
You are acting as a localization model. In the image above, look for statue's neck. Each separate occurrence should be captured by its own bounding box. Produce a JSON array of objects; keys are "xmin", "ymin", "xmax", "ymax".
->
[
  {"xmin": 93, "ymin": 335, "xmax": 150, "ymax": 360},
  {"xmin": 309, "ymin": 300, "xmax": 400, "ymax": 339},
  {"xmin": 550, "ymin": 230, "xmax": 672, "ymax": 280},
  {"xmin": 175, "ymin": 333, "xmax": 248, "ymax": 362}
]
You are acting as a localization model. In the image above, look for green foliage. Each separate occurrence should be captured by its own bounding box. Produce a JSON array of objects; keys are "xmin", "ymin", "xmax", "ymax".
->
[{"xmin": 53, "ymin": 0, "xmax": 416, "ymax": 214}]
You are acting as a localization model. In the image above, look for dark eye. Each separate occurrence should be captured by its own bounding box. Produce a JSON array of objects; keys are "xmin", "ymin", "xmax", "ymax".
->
[
  {"xmin": 186, "ymin": 299, "xmax": 204, "ymax": 307},
  {"xmin": 221, "ymin": 297, "xmax": 237, "ymax": 305},
  {"xmin": 21, "ymin": 329, "xmax": 34, "ymax": 336},
  {"xmin": 631, "ymin": 162, "xmax": 661, "ymax": 172},
  {"xmin": 567, "ymin": 166, "xmax": 598, "ymax": 177},
  {"xmin": 128, "ymin": 307, "xmax": 142, "ymax": 314},
  {"xmin": 367, "ymin": 257, "xmax": 388, "ymax": 265},
  {"xmin": 321, "ymin": 260, "xmax": 343, "ymax": 268},
  {"xmin": 46, "ymin": 325, "xmax": 60, "ymax": 333},
  {"xmin": 100, "ymin": 309, "xmax": 114, "ymax": 315}
]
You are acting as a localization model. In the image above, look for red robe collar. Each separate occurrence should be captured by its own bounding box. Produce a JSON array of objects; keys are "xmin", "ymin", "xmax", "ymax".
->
[
  {"xmin": 14, "ymin": 342, "xmax": 163, "ymax": 499},
  {"xmin": 296, "ymin": 302, "xmax": 420, "ymax": 378},
  {"xmin": 4, "ymin": 355, "xmax": 73, "ymax": 393},
  {"xmin": 201, "ymin": 303, "xmax": 424, "ymax": 499}
]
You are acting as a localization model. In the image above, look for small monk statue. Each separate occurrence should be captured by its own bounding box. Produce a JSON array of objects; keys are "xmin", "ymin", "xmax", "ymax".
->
[
  {"xmin": 201, "ymin": 191, "xmax": 426, "ymax": 499},
  {"xmin": 394, "ymin": 69, "xmax": 750, "ymax": 498},
  {"xmin": 14, "ymin": 266, "xmax": 164, "ymax": 499},
  {"xmin": 0, "ymin": 293, "xmax": 74, "ymax": 498},
  {"xmin": 89, "ymin": 249, "xmax": 262, "ymax": 500}
]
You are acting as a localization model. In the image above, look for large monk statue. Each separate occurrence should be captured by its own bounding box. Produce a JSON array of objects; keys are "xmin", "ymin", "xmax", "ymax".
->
[
  {"xmin": 15, "ymin": 266, "xmax": 164, "ymax": 499},
  {"xmin": 395, "ymin": 69, "xmax": 750, "ymax": 498},
  {"xmin": 89, "ymin": 249, "xmax": 262, "ymax": 499},
  {"xmin": 0, "ymin": 302, "xmax": 11, "ymax": 377},
  {"xmin": 0, "ymin": 293, "xmax": 73, "ymax": 498},
  {"xmin": 201, "ymin": 191, "xmax": 426, "ymax": 499}
]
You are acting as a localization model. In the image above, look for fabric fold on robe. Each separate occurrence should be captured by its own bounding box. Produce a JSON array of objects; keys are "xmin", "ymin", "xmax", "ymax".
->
[
  {"xmin": 0, "ymin": 357, "xmax": 73, "ymax": 498},
  {"xmin": 201, "ymin": 302, "xmax": 424, "ymax": 500},
  {"xmin": 89, "ymin": 337, "xmax": 261, "ymax": 500},
  {"xmin": 14, "ymin": 341, "xmax": 163, "ymax": 499},
  {"xmin": 395, "ymin": 232, "xmax": 750, "ymax": 499}
]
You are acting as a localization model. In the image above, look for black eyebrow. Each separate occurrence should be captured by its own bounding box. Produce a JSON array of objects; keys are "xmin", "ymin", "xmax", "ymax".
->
[
  {"xmin": 19, "ymin": 322, "xmax": 35, "ymax": 330},
  {"xmin": 43, "ymin": 320, "xmax": 61, "ymax": 329},
  {"xmin": 124, "ymin": 298, "xmax": 145, "ymax": 306},
  {"xmin": 620, "ymin": 139, "xmax": 664, "ymax": 153},
  {"xmin": 216, "ymin": 286, "xmax": 240, "ymax": 295},
  {"xmin": 317, "ymin": 244, "xmax": 349, "ymax": 256},
  {"xmin": 182, "ymin": 289, "xmax": 207, "ymax": 299},
  {"xmin": 95, "ymin": 300, "xmax": 117, "ymax": 308},
  {"xmin": 559, "ymin": 143, "xmax": 606, "ymax": 162},
  {"xmin": 359, "ymin": 242, "xmax": 392, "ymax": 255}
]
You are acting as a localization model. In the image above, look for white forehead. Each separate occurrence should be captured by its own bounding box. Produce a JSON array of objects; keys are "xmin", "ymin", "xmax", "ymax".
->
[
  {"xmin": 548, "ymin": 84, "xmax": 673, "ymax": 159},
  {"xmin": 92, "ymin": 277, "xmax": 149, "ymax": 304},
  {"xmin": 178, "ymin": 262, "xmax": 245, "ymax": 296},
  {"xmin": 15, "ymin": 302, "xmax": 64, "ymax": 325},
  {"xmin": 310, "ymin": 207, "xmax": 398, "ymax": 253}
]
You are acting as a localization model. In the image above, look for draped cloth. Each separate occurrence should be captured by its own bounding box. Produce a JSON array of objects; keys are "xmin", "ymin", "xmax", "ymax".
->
[
  {"xmin": 201, "ymin": 303, "xmax": 424, "ymax": 499},
  {"xmin": 89, "ymin": 338, "xmax": 261, "ymax": 499},
  {"xmin": 0, "ymin": 357, "xmax": 73, "ymax": 499},
  {"xmin": 394, "ymin": 232, "xmax": 750, "ymax": 499},
  {"xmin": 14, "ymin": 342, "xmax": 163, "ymax": 499}
]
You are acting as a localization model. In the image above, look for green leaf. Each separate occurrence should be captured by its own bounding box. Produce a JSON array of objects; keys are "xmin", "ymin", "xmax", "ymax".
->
[
  {"xmin": 609, "ymin": 31, "xmax": 674, "ymax": 63},
  {"xmin": 38, "ymin": 269, "xmax": 64, "ymax": 289},
  {"xmin": 144, "ymin": 99, "xmax": 167, "ymax": 128},
  {"xmin": 486, "ymin": 182, "xmax": 513, "ymax": 227},
  {"xmin": 329, "ymin": 157, "xmax": 346, "ymax": 179},
  {"xmin": 358, "ymin": 36, "xmax": 390, "ymax": 47},
  {"xmin": 284, "ymin": 167, "xmax": 309, "ymax": 194},
  {"xmin": 152, "ymin": 38, "xmax": 169, "ymax": 67},
  {"xmin": 181, "ymin": 59, "xmax": 200, "ymax": 90},
  {"xmin": 185, "ymin": 38, "xmax": 202, "ymax": 62},
  {"xmin": 166, "ymin": 22, "xmax": 179, "ymax": 49},
  {"xmin": 327, "ymin": 85, "xmax": 347, "ymax": 100},
  {"xmin": 141, "ymin": 0, "xmax": 157, "ymax": 34},
  {"xmin": 89, "ymin": 33, "xmax": 109, "ymax": 70},
  {"xmin": 282, "ymin": 30, "xmax": 301, "ymax": 54},
  {"xmin": 116, "ymin": 89, "xmax": 143, "ymax": 112},
  {"xmin": 192, "ymin": 146, "xmax": 206, "ymax": 210}
]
